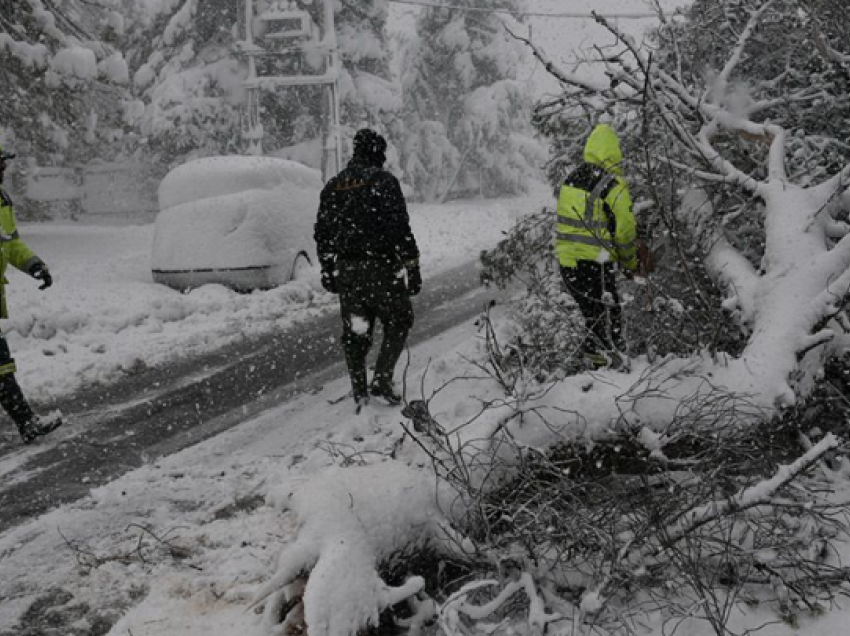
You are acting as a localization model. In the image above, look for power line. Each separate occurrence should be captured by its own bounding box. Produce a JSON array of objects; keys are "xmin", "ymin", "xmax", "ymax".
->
[{"xmin": 388, "ymin": 0, "xmax": 659, "ymax": 20}]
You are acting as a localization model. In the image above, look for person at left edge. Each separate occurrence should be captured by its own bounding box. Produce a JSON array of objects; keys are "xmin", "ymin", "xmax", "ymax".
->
[
  {"xmin": 314, "ymin": 129, "xmax": 421, "ymax": 412},
  {"xmin": 0, "ymin": 143, "xmax": 63, "ymax": 444}
]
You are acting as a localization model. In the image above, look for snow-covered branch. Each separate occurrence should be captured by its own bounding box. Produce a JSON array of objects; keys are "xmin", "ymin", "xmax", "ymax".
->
[
  {"xmin": 503, "ymin": 24, "xmax": 637, "ymax": 103},
  {"xmin": 654, "ymin": 433, "xmax": 838, "ymax": 550},
  {"xmin": 709, "ymin": 0, "xmax": 776, "ymax": 103},
  {"xmin": 250, "ymin": 463, "xmax": 471, "ymax": 636},
  {"xmin": 811, "ymin": 17, "xmax": 850, "ymax": 78}
]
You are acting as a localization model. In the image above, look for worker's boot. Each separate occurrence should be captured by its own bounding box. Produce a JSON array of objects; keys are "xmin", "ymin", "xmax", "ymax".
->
[
  {"xmin": 0, "ymin": 374, "xmax": 62, "ymax": 444},
  {"xmin": 19, "ymin": 412, "xmax": 64, "ymax": 444},
  {"xmin": 370, "ymin": 372, "xmax": 402, "ymax": 406}
]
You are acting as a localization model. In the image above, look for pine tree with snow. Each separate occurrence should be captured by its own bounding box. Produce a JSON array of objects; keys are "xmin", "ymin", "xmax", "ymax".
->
[
  {"xmin": 121, "ymin": 0, "xmax": 402, "ymax": 167},
  {"xmin": 335, "ymin": 1, "xmax": 401, "ymax": 134},
  {"xmin": 399, "ymin": 0, "xmax": 542, "ymax": 201},
  {"xmin": 120, "ymin": 0, "xmax": 244, "ymax": 164},
  {"xmin": 0, "ymin": 0, "xmax": 128, "ymax": 164}
]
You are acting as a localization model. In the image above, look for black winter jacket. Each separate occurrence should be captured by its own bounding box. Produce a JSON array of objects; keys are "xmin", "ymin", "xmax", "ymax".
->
[{"xmin": 314, "ymin": 156, "xmax": 419, "ymax": 271}]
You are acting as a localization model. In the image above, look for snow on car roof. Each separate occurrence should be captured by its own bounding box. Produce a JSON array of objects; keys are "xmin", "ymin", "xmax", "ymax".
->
[{"xmin": 158, "ymin": 155, "xmax": 322, "ymax": 211}]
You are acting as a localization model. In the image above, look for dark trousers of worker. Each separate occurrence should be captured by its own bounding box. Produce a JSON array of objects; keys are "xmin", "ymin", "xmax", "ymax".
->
[
  {"xmin": 0, "ymin": 333, "xmax": 34, "ymax": 431},
  {"xmin": 560, "ymin": 261, "xmax": 623, "ymax": 352},
  {"xmin": 337, "ymin": 260, "xmax": 415, "ymax": 400}
]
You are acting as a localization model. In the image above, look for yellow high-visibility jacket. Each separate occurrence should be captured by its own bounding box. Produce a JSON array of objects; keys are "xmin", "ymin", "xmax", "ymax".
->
[
  {"xmin": 556, "ymin": 125, "xmax": 637, "ymax": 270},
  {"xmin": 0, "ymin": 188, "xmax": 43, "ymax": 319}
]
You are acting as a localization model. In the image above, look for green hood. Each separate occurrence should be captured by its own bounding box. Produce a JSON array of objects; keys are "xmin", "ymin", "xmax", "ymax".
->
[{"xmin": 583, "ymin": 124, "xmax": 622, "ymax": 174}]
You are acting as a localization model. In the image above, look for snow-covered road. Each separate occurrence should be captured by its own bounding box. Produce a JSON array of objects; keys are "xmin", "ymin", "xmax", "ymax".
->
[
  {"xmin": 0, "ymin": 190, "xmax": 548, "ymax": 633},
  {"xmin": 0, "ymin": 259, "xmax": 507, "ymax": 533}
]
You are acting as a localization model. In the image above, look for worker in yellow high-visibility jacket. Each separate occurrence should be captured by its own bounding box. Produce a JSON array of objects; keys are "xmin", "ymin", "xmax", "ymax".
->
[
  {"xmin": 0, "ymin": 143, "xmax": 63, "ymax": 443},
  {"xmin": 556, "ymin": 124, "xmax": 638, "ymax": 367}
]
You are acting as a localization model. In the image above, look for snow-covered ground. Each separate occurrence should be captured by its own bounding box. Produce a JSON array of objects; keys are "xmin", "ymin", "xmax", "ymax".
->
[
  {"xmin": 2, "ymin": 185, "xmax": 849, "ymax": 635},
  {"xmin": 0, "ymin": 186, "xmax": 548, "ymax": 630}
]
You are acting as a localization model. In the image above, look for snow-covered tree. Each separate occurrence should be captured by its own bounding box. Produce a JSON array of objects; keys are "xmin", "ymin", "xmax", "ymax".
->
[
  {"xmin": 120, "ymin": 0, "xmax": 245, "ymax": 163},
  {"xmin": 399, "ymin": 1, "xmax": 542, "ymax": 201},
  {"xmin": 335, "ymin": 0, "xmax": 400, "ymax": 132},
  {"xmin": 121, "ymin": 0, "xmax": 402, "ymax": 167},
  {"xmin": 0, "ymin": 0, "xmax": 129, "ymax": 164},
  {"xmin": 523, "ymin": 0, "xmax": 850, "ymax": 410}
]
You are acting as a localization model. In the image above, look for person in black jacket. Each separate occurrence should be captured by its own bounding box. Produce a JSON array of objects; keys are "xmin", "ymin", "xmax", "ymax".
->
[{"xmin": 314, "ymin": 129, "xmax": 421, "ymax": 411}]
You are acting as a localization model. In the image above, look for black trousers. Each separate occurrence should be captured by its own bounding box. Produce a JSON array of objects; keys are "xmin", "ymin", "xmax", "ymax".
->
[
  {"xmin": 337, "ymin": 260, "xmax": 414, "ymax": 399},
  {"xmin": 560, "ymin": 261, "xmax": 623, "ymax": 351},
  {"xmin": 0, "ymin": 333, "xmax": 34, "ymax": 429}
]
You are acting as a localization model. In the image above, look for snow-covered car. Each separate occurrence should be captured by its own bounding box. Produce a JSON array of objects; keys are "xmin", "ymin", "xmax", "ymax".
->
[{"xmin": 151, "ymin": 155, "xmax": 321, "ymax": 291}]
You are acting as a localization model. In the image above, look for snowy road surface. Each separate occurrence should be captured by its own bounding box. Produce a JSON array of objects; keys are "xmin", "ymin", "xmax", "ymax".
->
[{"xmin": 0, "ymin": 260, "xmax": 506, "ymax": 533}]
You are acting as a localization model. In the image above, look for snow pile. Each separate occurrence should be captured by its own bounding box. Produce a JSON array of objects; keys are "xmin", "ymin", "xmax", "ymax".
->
[{"xmin": 253, "ymin": 462, "xmax": 458, "ymax": 635}]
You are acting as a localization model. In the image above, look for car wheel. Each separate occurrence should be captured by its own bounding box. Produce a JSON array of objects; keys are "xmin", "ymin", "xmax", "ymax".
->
[{"xmin": 290, "ymin": 250, "xmax": 313, "ymax": 282}]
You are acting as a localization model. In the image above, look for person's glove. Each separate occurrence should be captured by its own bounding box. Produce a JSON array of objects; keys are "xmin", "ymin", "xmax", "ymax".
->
[
  {"xmin": 318, "ymin": 254, "xmax": 338, "ymax": 294},
  {"xmin": 637, "ymin": 239, "xmax": 655, "ymax": 277},
  {"xmin": 406, "ymin": 259, "xmax": 422, "ymax": 296},
  {"xmin": 30, "ymin": 262, "xmax": 52, "ymax": 290},
  {"xmin": 320, "ymin": 267, "xmax": 337, "ymax": 294}
]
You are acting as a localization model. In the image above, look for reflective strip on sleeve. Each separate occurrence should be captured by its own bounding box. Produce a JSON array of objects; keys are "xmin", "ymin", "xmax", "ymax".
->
[
  {"xmin": 0, "ymin": 361, "xmax": 17, "ymax": 376},
  {"xmin": 0, "ymin": 231, "xmax": 19, "ymax": 243}
]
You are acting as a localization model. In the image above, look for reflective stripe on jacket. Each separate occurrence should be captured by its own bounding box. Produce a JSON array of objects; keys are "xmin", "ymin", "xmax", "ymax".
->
[
  {"xmin": 0, "ymin": 188, "xmax": 41, "ymax": 319},
  {"xmin": 555, "ymin": 125, "xmax": 637, "ymax": 270}
]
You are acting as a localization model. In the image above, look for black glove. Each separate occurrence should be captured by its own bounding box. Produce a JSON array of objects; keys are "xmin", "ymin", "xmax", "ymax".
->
[
  {"xmin": 320, "ymin": 267, "xmax": 337, "ymax": 294},
  {"xmin": 406, "ymin": 260, "xmax": 422, "ymax": 296},
  {"xmin": 636, "ymin": 239, "xmax": 655, "ymax": 276},
  {"xmin": 30, "ymin": 262, "xmax": 52, "ymax": 290},
  {"xmin": 318, "ymin": 254, "xmax": 338, "ymax": 294}
]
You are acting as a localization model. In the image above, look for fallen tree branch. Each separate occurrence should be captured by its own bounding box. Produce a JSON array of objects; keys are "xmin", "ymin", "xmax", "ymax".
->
[{"xmin": 650, "ymin": 433, "xmax": 839, "ymax": 556}]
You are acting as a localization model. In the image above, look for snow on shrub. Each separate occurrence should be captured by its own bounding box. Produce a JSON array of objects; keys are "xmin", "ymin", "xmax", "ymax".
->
[{"xmin": 49, "ymin": 46, "xmax": 98, "ymax": 81}]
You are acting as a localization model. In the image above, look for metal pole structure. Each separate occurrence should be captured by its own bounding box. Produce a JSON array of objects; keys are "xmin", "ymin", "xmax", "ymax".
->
[
  {"xmin": 322, "ymin": 0, "xmax": 342, "ymax": 181},
  {"xmin": 243, "ymin": 0, "xmax": 263, "ymax": 155},
  {"xmin": 239, "ymin": 0, "xmax": 340, "ymax": 165}
]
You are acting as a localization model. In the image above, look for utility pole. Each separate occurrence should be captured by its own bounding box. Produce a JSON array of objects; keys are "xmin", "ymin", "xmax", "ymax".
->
[{"xmin": 239, "ymin": 0, "xmax": 342, "ymax": 180}]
